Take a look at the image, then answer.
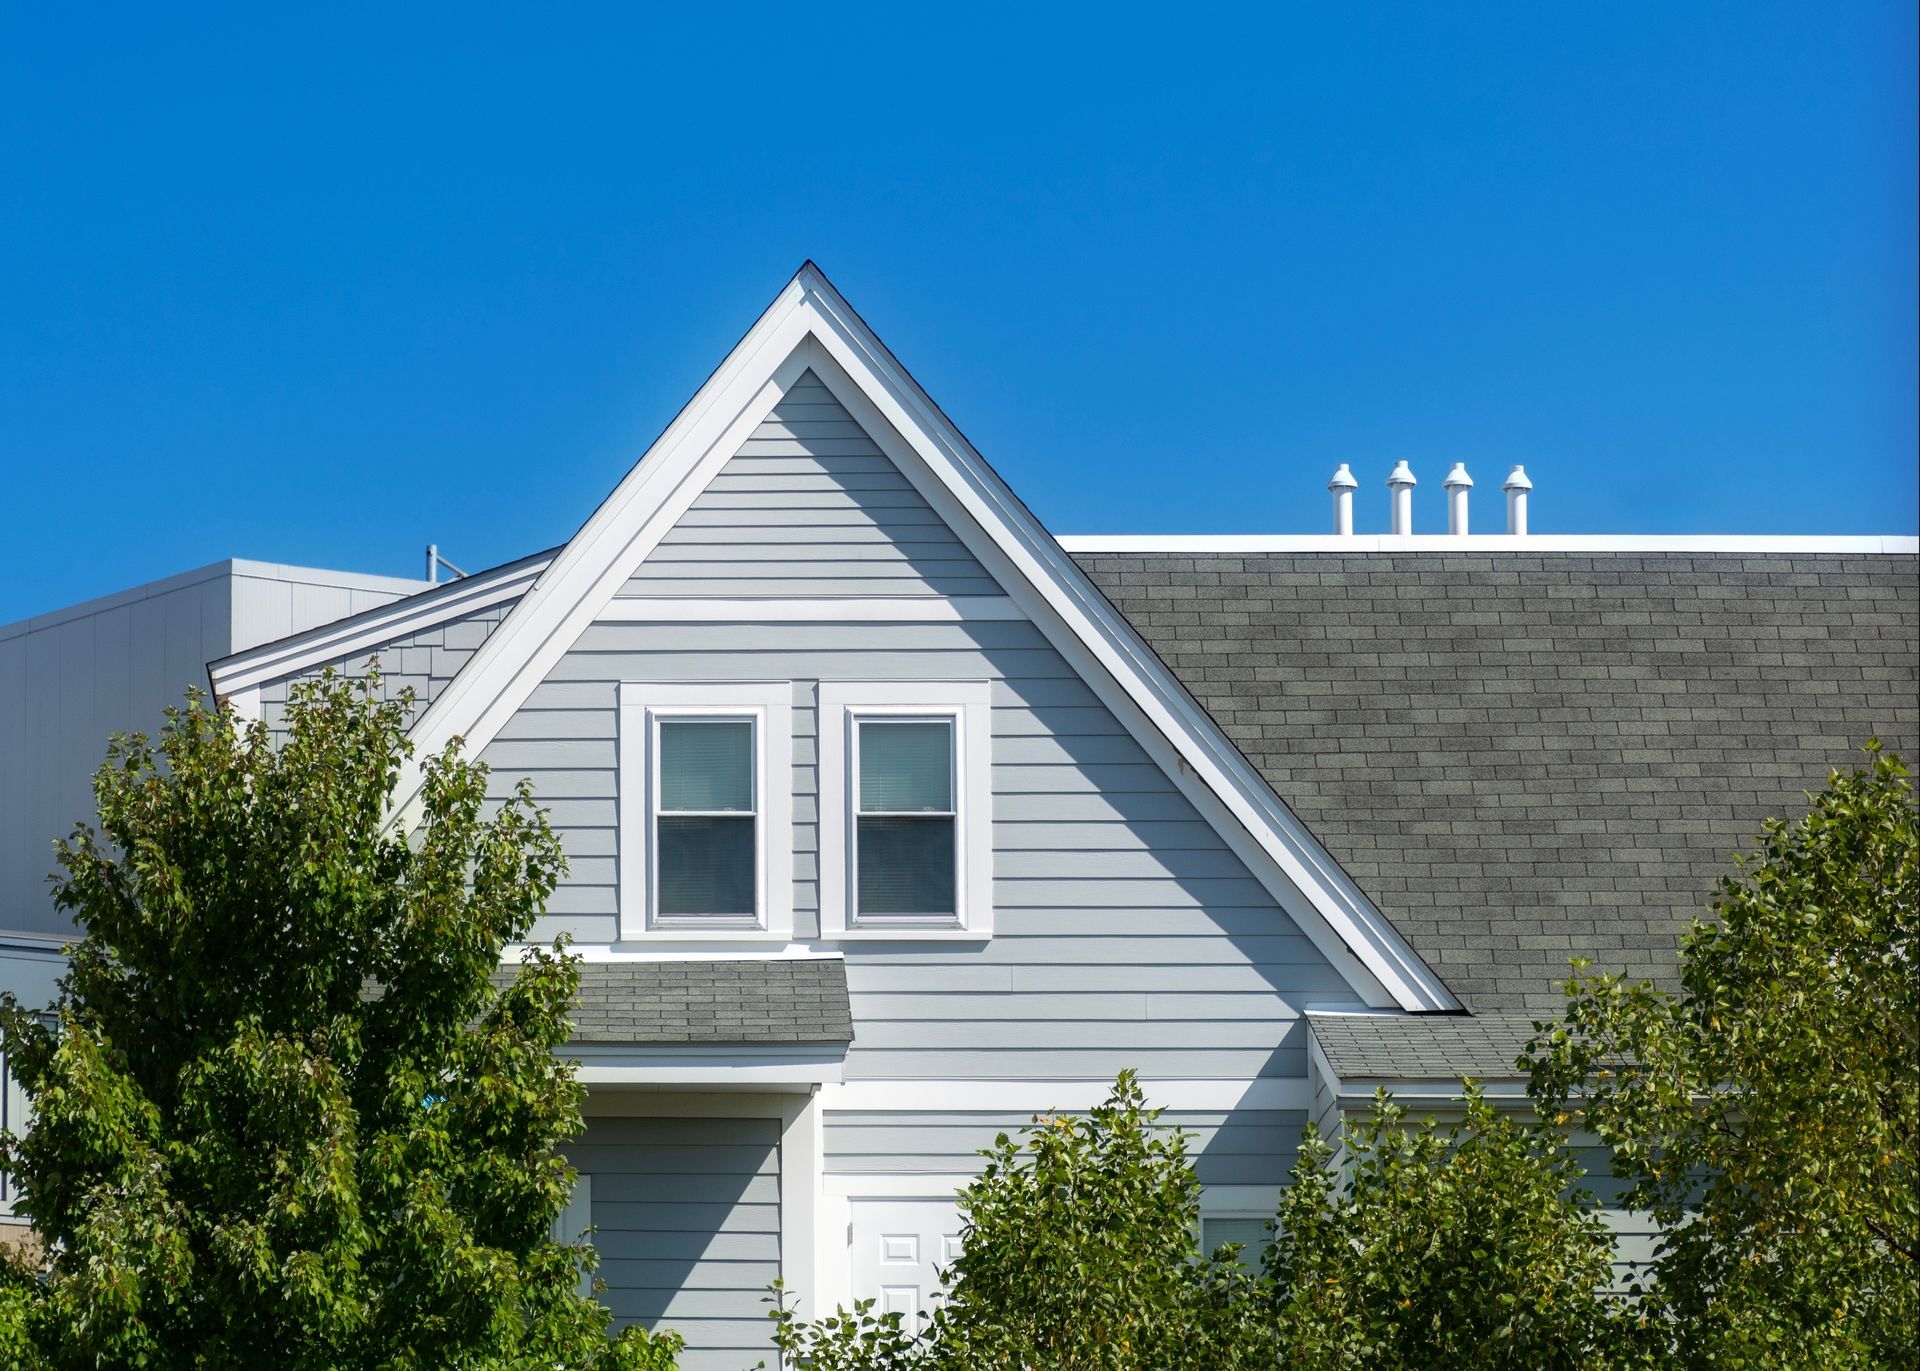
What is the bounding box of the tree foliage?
[933,1069,1263,1369]
[0,673,678,1369]
[1527,744,1919,1367]
[775,750,1918,1368]
[1266,1084,1640,1369]
[771,1071,1265,1370]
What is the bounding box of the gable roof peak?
[379,265,1459,1013]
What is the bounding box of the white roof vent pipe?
[1502,465,1533,535]
[1443,463,1473,535]
[1328,464,1359,535]
[1386,461,1417,535]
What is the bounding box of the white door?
[848,1196,963,1326]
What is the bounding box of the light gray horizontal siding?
[485,619,1344,1079]
[619,369,1001,598]
[565,1115,780,1371]
[1570,1144,1662,1293]
[470,371,1347,1081]
[824,1109,1306,1188]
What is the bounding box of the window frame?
[1198,1211,1275,1273]
[818,680,993,942]
[851,714,959,923]
[618,681,794,943]
[652,713,761,923]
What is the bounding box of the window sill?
[824,925,992,943]
[621,925,795,944]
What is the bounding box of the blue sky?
[3,4,1914,622]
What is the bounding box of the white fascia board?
[383,278,819,828]
[568,1045,845,1087]
[819,1078,1310,1113]
[1331,1078,1532,1103]
[380,264,1454,1011]
[1058,534,1920,554]
[208,554,552,695]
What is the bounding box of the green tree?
[770,1071,1264,1370]
[1267,1083,1636,1370]
[1527,745,1919,1367]
[0,673,678,1370]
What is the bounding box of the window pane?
[657,815,755,915]
[859,720,953,813]
[660,720,753,812]
[857,816,955,915]
[1202,1218,1272,1274]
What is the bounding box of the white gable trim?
[788,311,1452,1011]
[388,264,1457,1012]
[387,286,817,825]
[207,553,553,697]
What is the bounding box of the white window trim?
[618,681,794,943]
[552,1173,593,1298]
[1198,1207,1278,1271]
[818,680,993,942]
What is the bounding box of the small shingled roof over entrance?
[496,958,854,1047]
[1310,1011,1541,1082]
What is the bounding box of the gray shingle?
[495,958,853,1046]
[1310,1012,1542,1080]
[1076,550,1920,1017]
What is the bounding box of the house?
[3,264,1916,1368]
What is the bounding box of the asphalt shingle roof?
[497,958,854,1047]
[1076,550,1920,1016]
[1310,1011,1541,1081]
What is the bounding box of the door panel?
[848,1196,963,1327]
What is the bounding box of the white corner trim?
[1056,534,1920,554]
[818,1078,1311,1113]
[780,1088,825,1320]
[373,263,1455,1012]
[817,680,994,942]
[552,1174,593,1298]
[616,681,795,943]
[208,554,551,695]
[598,596,1023,622]
[226,684,264,725]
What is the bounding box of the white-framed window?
[818,680,993,940]
[1200,1213,1274,1274]
[552,1173,594,1298]
[617,681,793,942]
